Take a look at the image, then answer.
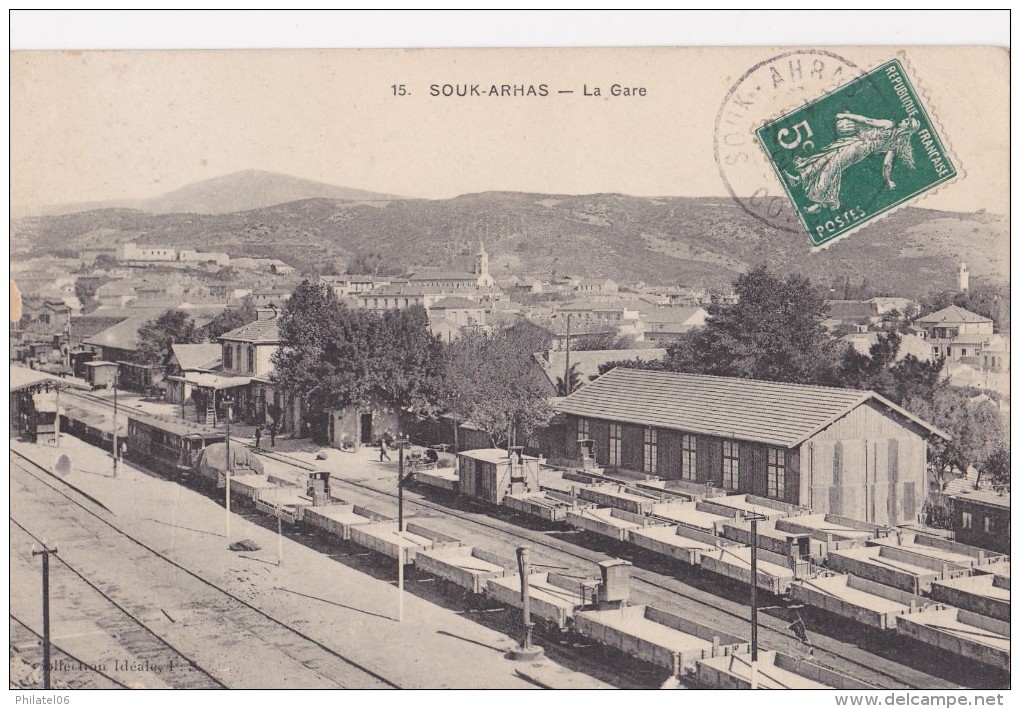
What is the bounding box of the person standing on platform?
[254,425,262,451]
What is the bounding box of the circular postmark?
[714,50,863,234]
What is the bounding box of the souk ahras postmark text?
[756,59,957,247]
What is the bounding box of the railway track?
[9,614,129,690]
[26,399,973,689]
[252,446,961,690]
[10,450,401,690]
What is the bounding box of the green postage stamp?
[757,59,957,248]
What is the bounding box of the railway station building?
[553,368,949,526]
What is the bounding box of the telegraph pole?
[564,313,572,395]
[223,396,234,541]
[395,437,410,622]
[32,545,58,689]
[112,380,119,476]
[397,438,409,532]
[53,385,61,448]
[747,512,767,688]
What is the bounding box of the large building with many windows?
[553,368,948,526]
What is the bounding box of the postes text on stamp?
[756,59,957,248]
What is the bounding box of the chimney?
[256,305,278,321]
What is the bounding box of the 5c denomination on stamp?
[756,58,958,248]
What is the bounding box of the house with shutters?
[553,368,949,526]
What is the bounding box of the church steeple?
[474,241,494,287]
[476,241,489,277]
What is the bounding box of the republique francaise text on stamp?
[756,59,958,248]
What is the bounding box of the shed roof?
[10,365,91,392]
[952,488,1010,509]
[457,448,540,464]
[915,305,992,325]
[553,368,948,448]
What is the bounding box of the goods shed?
[554,369,948,526]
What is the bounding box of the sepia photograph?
[7,11,1011,700]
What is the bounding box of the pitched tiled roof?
[826,300,879,319]
[82,313,154,352]
[171,343,223,371]
[641,306,707,324]
[915,305,992,325]
[553,368,948,448]
[219,318,280,344]
[430,296,484,310]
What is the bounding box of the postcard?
[9,44,1010,696]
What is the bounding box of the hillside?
[11,192,1008,298]
[20,170,404,216]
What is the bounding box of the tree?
[441,325,553,449]
[906,388,1006,492]
[837,332,901,393]
[377,305,446,418]
[596,357,667,377]
[272,282,446,439]
[556,363,583,396]
[136,309,201,366]
[74,277,102,313]
[981,446,1010,491]
[203,296,257,339]
[661,266,841,385]
[573,331,638,351]
[469,325,554,448]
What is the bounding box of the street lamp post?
[32,544,59,690]
[223,396,234,542]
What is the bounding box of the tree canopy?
[647,266,840,385]
[136,309,201,366]
[202,296,257,340]
[271,281,445,432]
[441,325,553,449]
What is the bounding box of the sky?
[9,16,1011,217]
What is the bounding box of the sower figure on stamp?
[786,113,920,213]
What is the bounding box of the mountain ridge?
[17,169,407,217]
[11,189,1008,300]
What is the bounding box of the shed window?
[767,447,786,499]
[681,434,697,481]
[984,516,993,534]
[643,428,657,474]
[578,417,590,439]
[962,511,973,529]
[608,423,622,467]
[722,441,739,490]
[223,343,233,369]
[247,346,255,373]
